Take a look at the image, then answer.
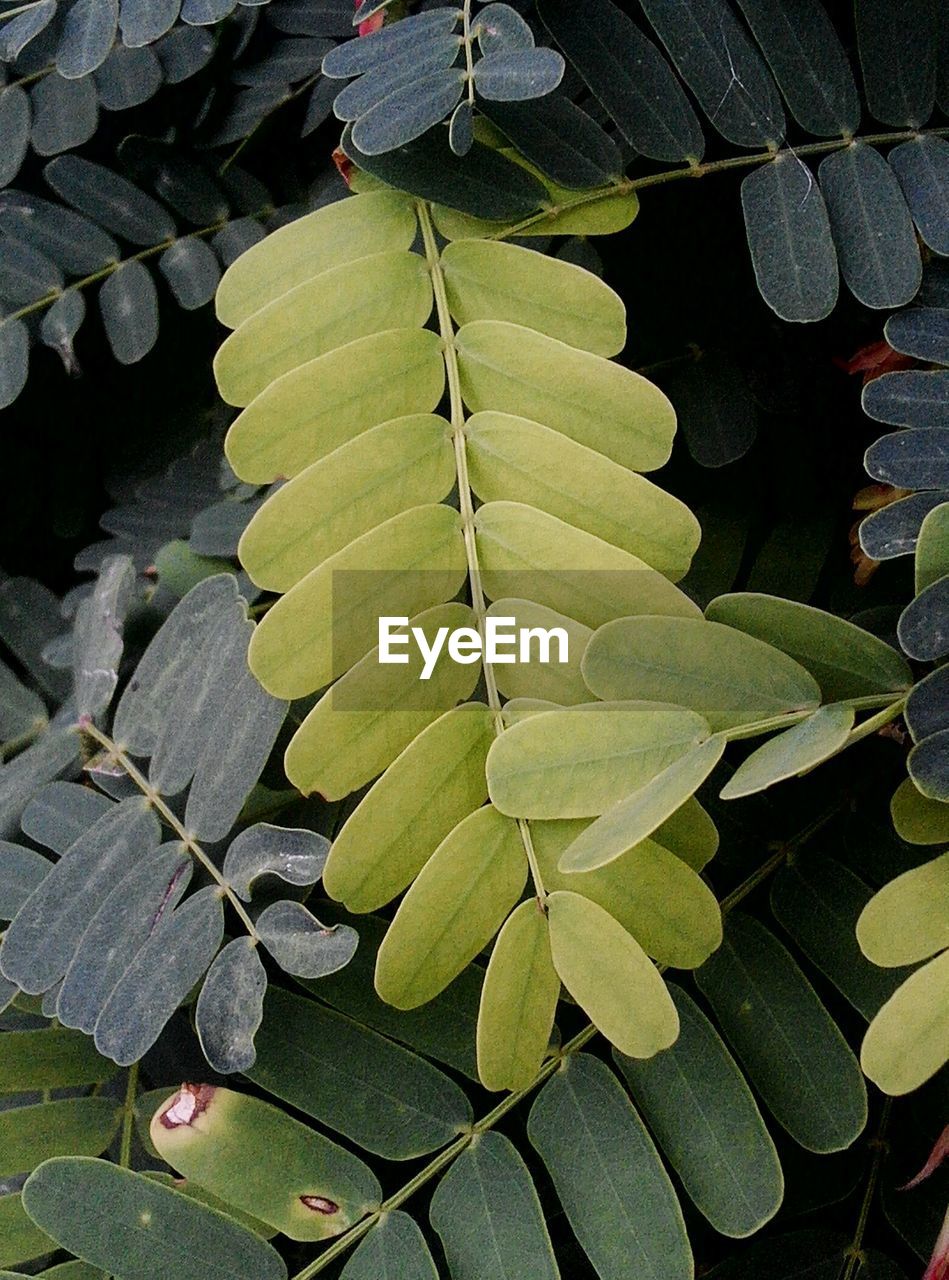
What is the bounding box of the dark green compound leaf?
[0,1096,122,1178]
[255,900,357,979]
[21,781,112,854]
[350,69,465,155]
[340,1211,438,1280]
[430,1131,560,1280]
[180,0,239,26]
[919,262,949,310]
[159,237,222,310]
[44,155,176,245]
[695,913,867,1153]
[908,728,949,800]
[0,841,51,919]
[22,1159,287,1280]
[195,937,267,1074]
[99,261,160,366]
[0,577,70,699]
[855,0,937,128]
[770,852,912,1020]
[0,319,29,411]
[863,369,949,429]
[861,491,949,560]
[660,351,757,468]
[886,308,949,366]
[342,126,547,220]
[56,845,192,1034]
[94,885,224,1065]
[639,0,785,148]
[0,797,161,995]
[29,75,98,157]
[742,155,838,323]
[224,824,329,901]
[529,1053,692,1279]
[866,427,949,489]
[481,95,622,190]
[94,45,164,111]
[472,47,564,101]
[56,0,119,78]
[899,576,949,661]
[733,0,859,136]
[0,86,30,189]
[0,191,119,275]
[0,729,80,840]
[889,135,949,257]
[537,0,703,162]
[819,144,921,310]
[907,666,949,741]
[615,983,782,1238]
[119,0,182,47]
[323,8,462,77]
[0,1027,118,1092]
[40,289,86,374]
[246,985,473,1159]
[332,41,469,121]
[704,1229,848,1279]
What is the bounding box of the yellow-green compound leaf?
[285,602,481,799]
[486,598,591,705]
[547,890,679,1058]
[225,327,445,484]
[477,898,560,1092]
[705,593,913,702]
[857,852,949,967]
[528,1054,692,1280]
[325,701,494,913]
[0,1097,122,1178]
[557,734,726,870]
[466,413,700,578]
[442,239,626,356]
[861,948,949,1095]
[696,913,867,1153]
[654,797,719,872]
[375,804,527,1009]
[249,504,466,699]
[151,1087,380,1242]
[615,984,783,1240]
[476,501,701,628]
[216,251,434,407]
[916,501,949,593]
[488,701,710,819]
[719,703,855,800]
[582,616,821,732]
[430,1131,560,1280]
[239,415,454,592]
[216,189,417,327]
[340,1212,438,1280]
[22,1159,286,1280]
[533,820,722,969]
[0,1027,118,1092]
[890,776,949,845]
[0,1192,55,1269]
[456,320,675,471]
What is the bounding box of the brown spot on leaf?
[300,1195,339,1215]
[158,1083,216,1129]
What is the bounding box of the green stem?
[81,722,260,942]
[842,1100,892,1280]
[119,1062,139,1169]
[723,693,904,743]
[415,199,546,904]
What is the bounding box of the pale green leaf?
[890,776,949,845]
[476,898,560,1091]
[225,327,445,484]
[654,797,719,872]
[442,238,625,355]
[558,735,726,871]
[861,948,949,1095]
[485,598,591,705]
[466,412,700,578]
[375,804,526,1008]
[857,852,949,967]
[239,415,454,592]
[486,701,710,819]
[456,319,675,471]
[719,703,855,799]
[547,889,679,1058]
[151,1087,380,1242]
[285,602,482,799]
[216,250,433,406]
[916,501,949,593]
[216,190,417,327]
[582,616,821,731]
[248,503,466,698]
[324,701,494,912]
